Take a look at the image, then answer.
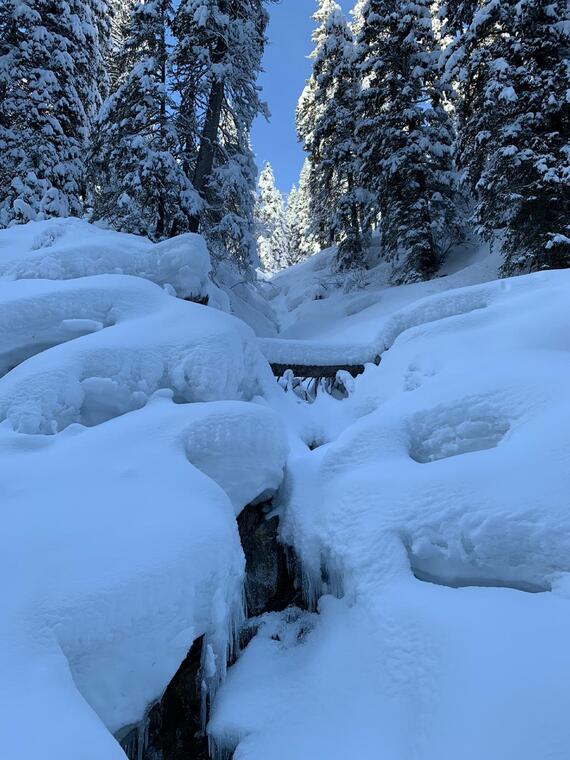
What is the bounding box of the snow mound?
[0,222,288,760]
[0,275,277,434]
[0,218,211,301]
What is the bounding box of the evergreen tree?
[286,159,318,264]
[442,0,570,274]
[298,0,365,269]
[173,0,272,267]
[0,0,109,225]
[354,0,462,282]
[254,162,290,272]
[107,0,137,86]
[206,112,259,270]
[90,0,200,240]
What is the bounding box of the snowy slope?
[0,221,288,760]
[211,261,570,759]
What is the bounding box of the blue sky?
[252,0,353,195]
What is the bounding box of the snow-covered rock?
[0,221,289,760]
[0,218,211,301]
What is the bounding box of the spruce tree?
[355,0,462,282]
[298,0,365,269]
[90,0,199,240]
[254,162,290,272]
[0,0,109,225]
[173,0,271,266]
[206,112,259,269]
[442,0,570,274]
[286,159,319,264]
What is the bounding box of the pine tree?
[298,0,365,269]
[172,0,271,267]
[436,0,478,36]
[90,0,200,240]
[442,0,570,274]
[206,113,259,270]
[107,0,136,86]
[254,162,290,272]
[286,159,318,264]
[354,0,462,282]
[0,0,109,225]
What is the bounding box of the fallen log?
[270,355,381,379]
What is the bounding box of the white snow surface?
[3,221,570,760]
[0,217,212,300]
[0,222,288,760]
[211,250,570,759]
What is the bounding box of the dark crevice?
[237,500,303,618]
[117,498,303,760]
[119,636,209,760]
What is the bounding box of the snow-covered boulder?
[0,221,288,760]
[0,218,211,301]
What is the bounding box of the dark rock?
[237,501,300,617]
[118,500,301,760]
[119,636,209,760]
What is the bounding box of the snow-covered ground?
[2,220,570,760]
[0,220,287,760]
[212,245,570,759]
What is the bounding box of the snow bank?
[0,274,278,434]
[259,238,499,367]
[0,221,288,760]
[0,218,211,301]
[211,268,570,760]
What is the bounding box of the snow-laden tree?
[442,0,570,274]
[0,0,109,225]
[90,0,200,240]
[206,113,259,270]
[172,0,271,268]
[107,0,137,86]
[254,162,290,272]
[286,159,321,264]
[435,0,479,36]
[354,0,463,282]
[298,0,365,270]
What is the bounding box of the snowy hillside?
[2,219,570,760]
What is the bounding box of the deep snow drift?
[2,220,570,760]
[211,251,570,760]
[0,220,288,760]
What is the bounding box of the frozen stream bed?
[1,221,570,760]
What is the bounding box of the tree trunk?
[156,17,167,239]
[188,77,225,233]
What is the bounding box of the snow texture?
[0,218,212,300]
[211,246,570,760]
[0,221,287,760]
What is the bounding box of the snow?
[3,219,570,760]
[211,249,570,759]
[0,221,288,760]
[259,237,500,367]
[0,217,212,301]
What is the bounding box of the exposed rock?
[238,501,300,617]
[119,637,208,760]
[118,500,300,759]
